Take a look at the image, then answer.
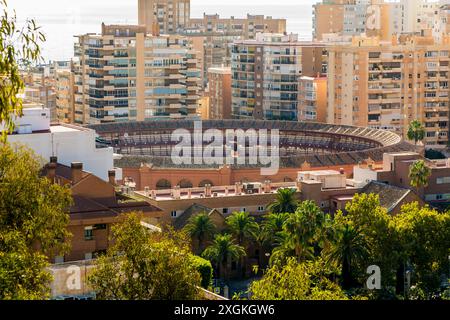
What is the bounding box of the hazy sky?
[10,0,318,61]
[13,0,317,18]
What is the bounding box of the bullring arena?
[87,120,418,190]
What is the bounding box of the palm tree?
[261,212,289,245]
[267,188,298,214]
[184,213,216,254]
[409,160,431,189]
[202,234,246,280]
[325,224,369,290]
[226,211,259,246]
[226,211,259,277]
[271,201,326,264]
[407,120,425,145]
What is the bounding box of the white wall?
[8,127,114,181]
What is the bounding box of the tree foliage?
[250,258,348,300]
[0,145,72,300]
[226,211,259,246]
[409,160,431,189]
[267,188,298,214]
[88,213,202,300]
[0,0,45,140]
[202,234,246,280]
[407,120,425,145]
[184,213,216,254]
[270,201,330,265]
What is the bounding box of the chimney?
[71,162,83,184]
[108,170,116,185]
[47,162,57,183]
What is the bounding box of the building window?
[223,208,229,214]
[171,211,178,218]
[84,227,94,241]
[241,208,247,213]
[258,206,265,212]
[437,177,450,184]
[94,224,107,230]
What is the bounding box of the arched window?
[156,179,172,190]
[178,179,193,188]
[198,180,214,187]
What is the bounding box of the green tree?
[189,255,213,289]
[184,213,216,254]
[226,211,259,277]
[250,257,348,300]
[88,213,202,300]
[407,120,425,145]
[202,234,246,280]
[0,231,52,300]
[0,145,72,299]
[343,193,401,290]
[271,201,328,265]
[393,203,450,297]
[0,0,45,140]
[324,224,369,290]
[226,211,259,246]
[409,160,431,189]
[267,188,298,214]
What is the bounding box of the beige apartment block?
[183,14,286,89]
[55,68,75,124]
[313,0,390,41]
[138,0,190,34]
[231,33,327,121]
[327,35,450,149]
[207,67,232,120]
[298,76,328,123]
[74,24,202,124]
[197,95,210,120]
[189,13,286,40]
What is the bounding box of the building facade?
[56,67,75,124]
[138,0,190,34]
[313,0,390,41]
[298,76,328,122]
[207,67,232,119]
[74,24,202,124]
[4,106,116,182]
[189,13,286,40]
[327,35,450,148]
[231,33,327,120]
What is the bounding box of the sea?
[16,3,313,63]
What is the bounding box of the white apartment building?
[3,105,116,181]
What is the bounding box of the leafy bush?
[190,255,213,289]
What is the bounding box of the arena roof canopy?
[87,120,416,169]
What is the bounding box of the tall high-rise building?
[231,33,327,121]
[298,76,328,123]
[189,14,287,40]
[327,35,450,148]
[388,0,439,35]
[56,66,75,124]
[313,0,390,41]
[74,24,201,124]
[138,0,190,34]
[184,14,287,88]
[207,67,232,119]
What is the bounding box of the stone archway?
[178,179,194,188]
[156,179,172,190]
